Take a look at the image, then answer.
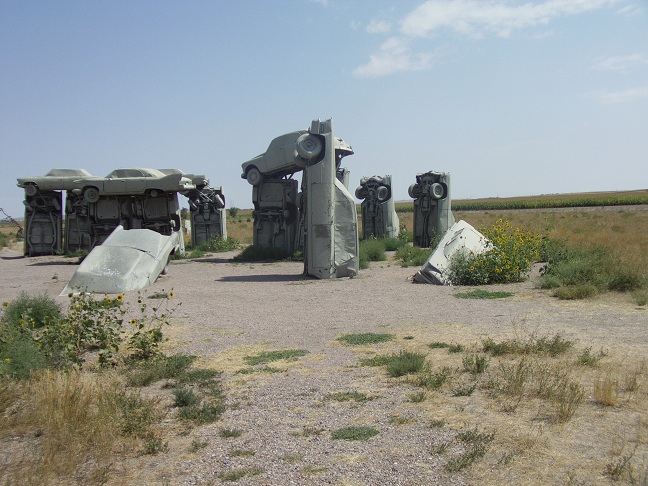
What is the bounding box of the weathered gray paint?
[23,190,62,256]
[409,171,455,248]
[61,225,181,294]
[250,179,299,256]
[414,220,491,285]
[303,119,359,278]
[356,175,400,239]
[187,186,227,245]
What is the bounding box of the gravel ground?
[1,246,647,485]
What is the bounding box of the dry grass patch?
[0,370,164,484]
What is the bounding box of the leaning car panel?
[61,225,180,294]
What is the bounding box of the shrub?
[190,237,240,254]
[233,245,291,262]
[1,290,177,372]
[3,292,62,329]
[359,238,386,263]
[462,354,490,374]
[386,350,426,377]
[539,241,645,298]
[395,245,431,267]
[446,219,540,285]
[228,207,239,218]
[383,237,407,251]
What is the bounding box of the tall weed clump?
[539,240,646,299]
[446,219,540,285]
[1,290,178,375]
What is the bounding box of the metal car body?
[409,171,455,248]
[302,119,359,279]
[17,168,94,197]
[187,185,228,245]
[355,175,400,239]
[241,119,358,278]
[413,220,491,285]
[61,224,181,294]
[241,131,354,186]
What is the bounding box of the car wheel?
[408,183,421,199]
[296,134,323,161]
[149,189,160,198]
[377,186,389,202]
[355,186,367,199]
[84,187,100,203]
[24,183,38,197]
[246,166,264,186]
[430,183,445,199]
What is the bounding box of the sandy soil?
[1,246,647,485]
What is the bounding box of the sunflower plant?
[446,219,540,286]
[127,289,178,361]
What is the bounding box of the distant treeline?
[394,190,648,213]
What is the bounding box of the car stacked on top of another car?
[241,130,353,185]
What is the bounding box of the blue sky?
[1,0,646,218]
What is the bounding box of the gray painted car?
[61,224,181,294]
[73,168,195,203]
[241,131,353,185]
[17,168,94,197]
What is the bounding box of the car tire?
[84,187,100,203]
[355,186,367,199]
[377,186,389,202]
[24,183,38,197]
[408,183,421,199]
[430,183,445,199]
[296,134,323,161]
[246,166,264,186]
[149,189,160,198]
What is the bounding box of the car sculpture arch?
[241,119,359,278]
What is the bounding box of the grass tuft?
[331,426,379,441]
[337,333,394,345]
[243,349,308,365]
[454,290,514,299]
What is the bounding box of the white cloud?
[354,0,619,77]
[616,4,643,16]
[353,37,433,77]
[366,19,392,34]
[593,53,648,72]
[587,85,648,104]
[400,0,619,38]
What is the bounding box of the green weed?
[326,391,373,402]
[454,290,514,299]
[331,426,379,441]
[337,333,394,345]
[386,350,426,377]
[243,349,308,365]
[462,354,490,375]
